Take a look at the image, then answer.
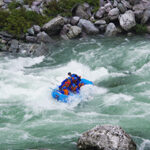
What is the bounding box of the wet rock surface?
[77,125,136,150]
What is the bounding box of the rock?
[67,26,82,39]
[146,25,150,34]
[105,23,118,36]
[27,27,35,36]
[127,32,134,36]
[42,16,65,36]
[31,5,40,13]
[26,36,37,43]
[99,0,104,7]
[118,3,127,13]
[37,32,53,43]
[77,125,136,150]
[78,19,99,35]
[60,24,81,39]
[113,0,118,7]
[8,40,19,53]
[95,20,106,26]
[104,3,113,13]
[71,16,80,25]
[134,10,143,20]
[129,0,141,5]
[0,0,5,6]
[19,42,49,56]
[141,10,150,24]
[72,4,91,19]
[95,7,105,19]
[3,0,12,4]
[108,8,120,20]
[33,25,41,34]
[121,0,132,9]
[119,10,136,31]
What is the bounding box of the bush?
[44,0,99,17]
[134,24,147,34]
[8,1,22,10]
[0,8,48,37]
[24,0,35,6]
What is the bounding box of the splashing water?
[0,36,150,150]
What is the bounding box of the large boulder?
[26,36,37,43]
[95,7,105,19]
[121,0,132,9]
[108,8,120,20]
[0,0,5,6]
[60,24,81,39]
[72,3,91,19]
[141,10,150,24]
[70,16,80,25]
[119,10,136,31]
[95,20,107,32]
[105,23,118,36]
[104,3,113,13]
[118,3,127,13]
[37,31,53,43]
[77,125,136,150]
[78,19,99,35]
[42,16,64,36]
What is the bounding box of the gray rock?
[95,20,106,26]
[67,26,82,39]
[78,19,99,35]
[77,125,136,150]
[121,0,132,9]
[141,10,150,24]
[71,16,80,25]
[27,27,35,36]
[129,0,141,5]
[3,0,12,4]
[105,23,118,36]
[72,4,91,20]
[60,24,81,39]
[104,3,113,13]
[118,3,127,13]
[119,10,136,31]
[32,0,42,6]
[26,36,37,43]
[19,42,49,56]
[134,10,143,20]
[31,5,40,13]
[42,16,64,36]
[108,8,120,20]
[9,40,19,53]
[113,0,118,7]
[33,25,41,33]
[99,0,104,7]
[95,7,105,19]
[0,0,5,6]
[37,32,53,43]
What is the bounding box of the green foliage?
[44,0,99,17]
[0,7,48,37]
[24,0,35,6]
[0,10,9,29]
[134,24,147,34]
[8,1,22,10]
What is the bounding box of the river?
[0,35,150,150]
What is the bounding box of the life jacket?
[60,87,69,95]
[59,78,72,89]
[70,83,79,93]
[71,74,81,85]
[78,82,84,89]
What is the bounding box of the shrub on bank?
[134,24,147,34]
[0,8,48,37]
[44,0,99,17]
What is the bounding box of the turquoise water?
[0,36,150,150]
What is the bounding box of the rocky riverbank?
[0,0,150,56]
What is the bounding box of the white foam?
[103,93,133,106]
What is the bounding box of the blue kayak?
[51,78,93,103]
